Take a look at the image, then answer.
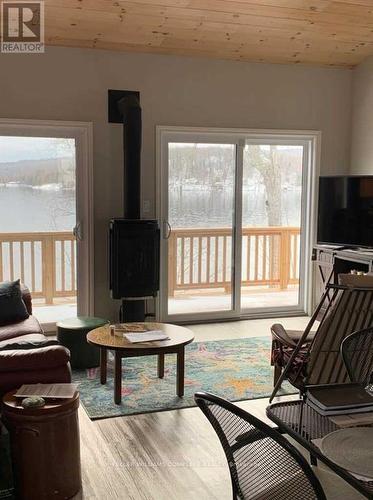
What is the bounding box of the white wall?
[351,56,373,173]
[0,47,352,320]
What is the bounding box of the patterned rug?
[72,337,293,420]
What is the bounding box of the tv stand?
[333,245,359,251]
[354,247,373,253]
[312,244,373,306]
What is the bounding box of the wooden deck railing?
[168,226,300,296]
[0,231,76,304]
[0,227,300,304]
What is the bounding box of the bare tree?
[245,145,282,226]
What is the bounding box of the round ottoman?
[2,390,81,500]
[57,316,109,369]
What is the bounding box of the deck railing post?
[42,235,55,304]
[279,228,291,290]
[168,232,177,297]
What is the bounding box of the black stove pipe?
[117,94,142,220]
[117,94,145,322]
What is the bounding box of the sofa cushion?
[0,334,59,350]
[0,315,43,342]
[0,279,29,325]
[0,345,71,372]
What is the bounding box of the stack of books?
[306,383,373,416]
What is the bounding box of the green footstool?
[57,317,109,369]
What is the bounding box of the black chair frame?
[195,391,326,500]
[341,327,373,385]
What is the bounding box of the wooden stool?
[1,391,81,500]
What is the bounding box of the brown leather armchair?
[0,287,71,396]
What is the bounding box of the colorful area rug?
[72,337,293,420]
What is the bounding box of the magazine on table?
[113,323,147,332]
[124,331,170,343]
[15,383,78,399]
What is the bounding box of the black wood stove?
[108,90,160,322]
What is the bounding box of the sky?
[0,136,75,163]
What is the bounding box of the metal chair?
[341,327,373,385]
[270,280,373,402]
[194,392,326,500]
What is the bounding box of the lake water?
[169,185,302,228]
[0,184,301,233]
[0,185,76,232]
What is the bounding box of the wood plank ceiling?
[45,0,373,67]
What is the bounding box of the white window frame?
[0,118,94,330]
[156,126,321,323]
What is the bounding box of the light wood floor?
[74,318,364,500]
[188,316,311,342]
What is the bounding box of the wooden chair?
[270,276,373,402]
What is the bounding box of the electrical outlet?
[143,199,151,215]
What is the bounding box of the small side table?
[87,323,194,405]
[57,316,109,369]
[2,391,81,500]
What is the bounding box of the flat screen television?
[317,176,373,248]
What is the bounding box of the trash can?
[1,391,81,500]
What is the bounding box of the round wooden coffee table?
[87,323,194,404]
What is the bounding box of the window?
[157,127,319,322]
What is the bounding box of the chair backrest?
[307,285,373,386]
[194,392,326,500]
[341,327,373,385]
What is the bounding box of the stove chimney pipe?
[117,94,142,219]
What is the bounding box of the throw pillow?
[0,279,30,325]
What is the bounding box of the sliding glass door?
[158,128,318,322]
[161,137,237,319]
[0,120,94,331]
[240,142,304,312]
